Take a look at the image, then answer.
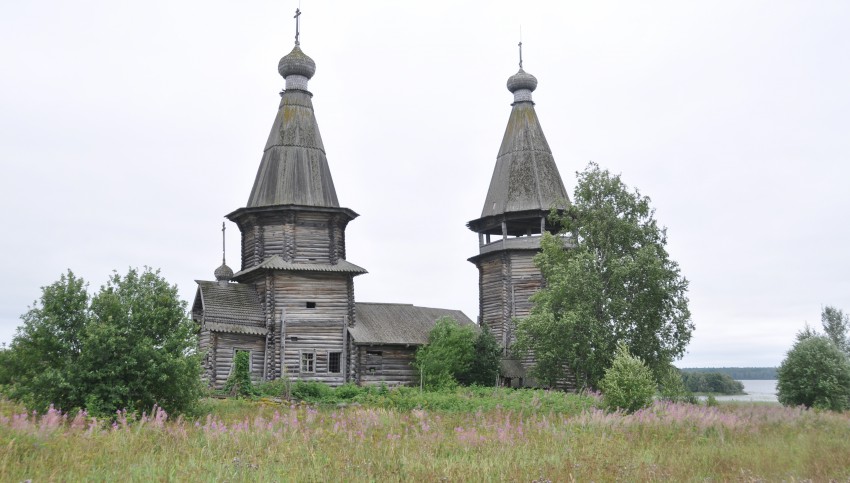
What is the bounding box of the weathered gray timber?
[192,34,364,389]
[228,206,358,271]
[247,45,339,209]
[467,62,575,390]
[193,15,476,390]
[349,303,475,387]
[212,333,266,387]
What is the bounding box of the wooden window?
[328,352,341,373]
[300,351,315,373]
[306,302,317,309]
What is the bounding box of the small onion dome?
[278,45,316,79]
[214,262,234,282]
[506,68,538,93]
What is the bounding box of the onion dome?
[278,45,316,92]
[278,45,316,79]
[507,69,537,103]
[214,262,233,282]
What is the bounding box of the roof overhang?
[467,208,565,236]
[232,255,367,281]
[226,204,359,225]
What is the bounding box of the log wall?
[211,333,266,388]
[199,328,212,383]
[235,210,350,270]
[275,271,352,386]
[354,345,418,387]
[478,253,509,350]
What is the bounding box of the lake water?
[714,379,778,403]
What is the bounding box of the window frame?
[328,351,342,374]
[300,350,316,373]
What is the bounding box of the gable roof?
[349,303,475,345]
[194,281,265,329]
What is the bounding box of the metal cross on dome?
[294,8,301,45]
[518,41,523,70]
[221,222,227,265]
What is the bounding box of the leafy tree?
[464,325,501,386]
[658,366,691,403]
[514,162,692,389]
[4,271,89,410]
[414,317,475,390]
[3,268,203,415]
[599,343,656,412]
[777,335,850,411]
[821,306,849,355]
[680,371,744,394]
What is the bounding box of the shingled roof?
[349,303,475,345]
[232,255,367,280]
[193,281,265,330]
[246,44,340,209]
[476,67,569,223]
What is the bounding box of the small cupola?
[214,222,233,285]
[277,8,316,92]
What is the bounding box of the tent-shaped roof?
[472,66,570,232]
[349,303,475,345]
[246,44,340,209]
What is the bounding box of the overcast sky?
[2,1,849,368]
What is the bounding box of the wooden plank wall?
[263,223,285,259]
[237,211,352,270]
[212,333,266,388]
[282,320,346,385]
[355,345,418,387]
[274,272,350,319]
[293,213,330,263]
[275,272,350,386]
[477,253,509,351]
[199,328,213,383]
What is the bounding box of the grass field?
[1,391,849,481]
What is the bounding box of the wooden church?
[192,14,570,389]
[191,16,473,388]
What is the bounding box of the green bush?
[334,382,364,400]
[3,269,202,415]
[255,379,290,399]
[291,381,333,401]
[465,325,501,386]
[414,317,475,390]
[599,343,656,413]
[777,335,850,411]
[658,366,691,403]
[223,351,257,398]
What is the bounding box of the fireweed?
[1,398,849,481]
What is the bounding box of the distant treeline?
[678,367,777,380]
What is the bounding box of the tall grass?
[1,395,849,481]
